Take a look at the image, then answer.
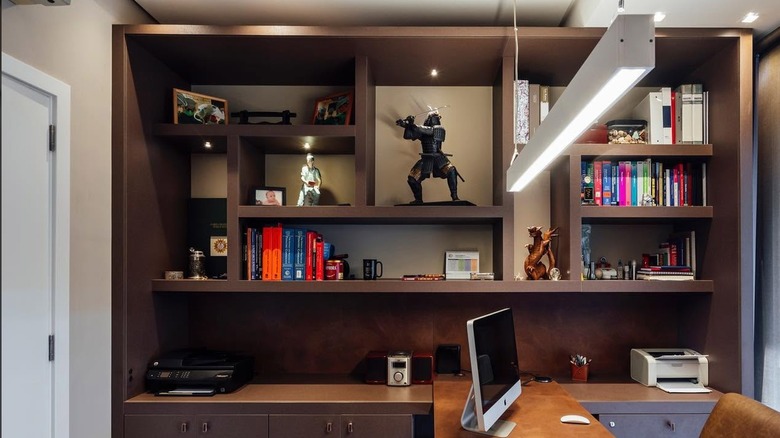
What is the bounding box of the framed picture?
[312,91,353,125]
[174,88,228,125]
[251,187,286,206]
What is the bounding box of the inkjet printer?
[146,349,254,396]
[630,348,710,393]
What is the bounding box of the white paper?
[656,381,712,393]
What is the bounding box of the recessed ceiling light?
[204,141,212,149]
[430,69,438,77]
[303,142,311,150]
[654,12,666,23]
[742,12,759,23]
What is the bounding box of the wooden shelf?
[571,144,713,158]
[580,205,713,222]
[153,123,356,154]
[151,279,713,294]
[237,205,508,224]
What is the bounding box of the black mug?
[363,259,383,280]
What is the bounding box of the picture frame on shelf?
[173,88,228,125]
[251,187,286,206]
[312,91,353,125]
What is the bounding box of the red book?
[272,225,282,280]
[594,160,602,206]
[262,226,273,280]
[305,230,316,280]
[314,234,325,281]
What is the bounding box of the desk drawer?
[600,413,708,438]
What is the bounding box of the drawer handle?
[326,422,333,433]
[180,422,188,433]
[668,420,676,432]
[202,422,209,433]
[347,421,354,434]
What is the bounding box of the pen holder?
[571,364,589,382]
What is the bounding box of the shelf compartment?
[237,205,509,224]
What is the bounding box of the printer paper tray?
[656,380,712,394]
[156,388,216,396]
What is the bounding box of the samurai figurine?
[395,111,463,204]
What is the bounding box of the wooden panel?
[199,414,268,438]
[125,415,195,438]
[341,415,413,438]
[269,415,338,438]
[599,413,708,438]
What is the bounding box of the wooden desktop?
[434,375,612,437]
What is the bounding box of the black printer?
[146,349,254,396]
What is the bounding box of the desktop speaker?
[364,350,387,384]
[435,344,461,374]
[412,352,434,384]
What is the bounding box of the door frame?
[2,52,71,437]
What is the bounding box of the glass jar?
[188,247,207,279]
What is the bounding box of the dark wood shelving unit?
[113,23,753,438]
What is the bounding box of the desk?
[434,376,612,437]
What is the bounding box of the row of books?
[581,159,707,207]
[244,225,332,281]
[637,230,697,281]
[514,80,549,144]
[632,84,709,145]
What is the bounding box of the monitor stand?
[460,385,517,437]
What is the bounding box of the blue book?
[631,161,638,206]
[293,228,306,281]
[281,227,295,281]
[602,161,612,206]
[611,162,619,205]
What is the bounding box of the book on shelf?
[514,79,530,144]
[293,228,306,281]
[540,85,550,122]
[632,91,664,144]
[637,265,694,281]
[529,83,541,139]
[661,87,673,144]
[281,227,294,281]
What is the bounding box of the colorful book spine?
[281,227,294,281]
[630,161,638,206]
[594,160,602,206]
[293,228,306,281]
[602,161,612,206]
[314,234,325,281]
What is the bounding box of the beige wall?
[1,1,152,437]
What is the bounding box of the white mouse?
[560,414,591,425]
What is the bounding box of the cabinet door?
[269,414,340,438]
[198,414,268,438]
[125,415,196,438]
[600,413,709,438]
[341,415,413,438]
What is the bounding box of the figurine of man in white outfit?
[297,153,322,206]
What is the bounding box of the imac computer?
[461,308,522,437]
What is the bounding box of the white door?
[2,53,70,438]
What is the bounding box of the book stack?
[515,80,550,144]
[633,85,708,145]
[580,159,707,206]
[244,224,332,281]
[636,266,694,281]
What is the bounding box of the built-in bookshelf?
[113,24,753,438]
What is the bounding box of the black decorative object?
[231,110,296,125]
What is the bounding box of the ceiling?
[133,0,779,39]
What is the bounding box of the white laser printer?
[630,348,711,393]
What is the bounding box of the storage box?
[607,119,647,144]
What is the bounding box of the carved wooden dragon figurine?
[524,226,559,280]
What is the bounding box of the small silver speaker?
[387,351,411,386]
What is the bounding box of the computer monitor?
[461,308,522,437]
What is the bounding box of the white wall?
[1,1,152,437]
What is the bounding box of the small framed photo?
[174,88,228,125]
[251,187,286,206]
[312,91,353,125]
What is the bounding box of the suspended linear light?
[506,14,655,192]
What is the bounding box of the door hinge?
[49,125,56,152]
[48,335,55,361]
